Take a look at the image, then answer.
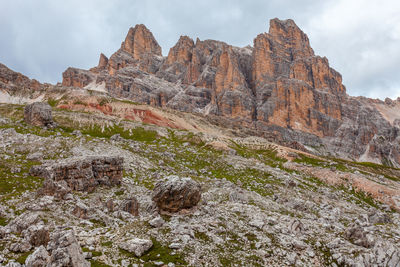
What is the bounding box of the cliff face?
[6,18,398,167]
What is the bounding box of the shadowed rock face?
[2,19,399,167]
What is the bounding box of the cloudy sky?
[1,0,399,99]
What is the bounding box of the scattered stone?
[119,238,153,257]
[368,211,391,224]
[105,199,115,212]
[7,212,41,233]
[25,245,50,267]
[152,176,201,213]
[72,130,82,136]
[27,152,44,161]
[290,219,304,234]
[169,243,182,249]
[149,216,165,228]
[344,224,375,248]
[10,240,32,252]
[72,202,89,219]
[23,224,50,247]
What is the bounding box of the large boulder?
[152,175,201,213]
[24,102,55,127]
[118,238,153,257]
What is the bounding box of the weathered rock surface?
[53,18,400,167]
[25,245,50,267]
[47,228,90,267]
[118,238,153,257]
[121,197,139,216]
[152,176,201,213]
[24,102,55,127]
[30,156,123,196]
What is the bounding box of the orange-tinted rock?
[98,53,108,69]
[121,24,162,60]
[252,18,345,136]
[62,67,94,87]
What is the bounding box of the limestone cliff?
[4,19,400,167]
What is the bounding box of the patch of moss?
[0,217,8,226]
[120,238,187,265]
[16,250,33,264]
[195,231,211,242]
[89,259,112,267]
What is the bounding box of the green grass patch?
[119,238,187,266]
[89,260,112,267]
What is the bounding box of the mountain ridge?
[1,18,400,167]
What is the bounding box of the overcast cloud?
[0,0,399,99]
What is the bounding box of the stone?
[290,219,304,234]
[344,224,375,248]
[30,156,124,197]
[152,175,201,213]
[24,102,55,127]
[7,212,41,233]
[118,238,153,257]
[105,199,115,212]
[47,228,90,267]
[149,216,165,228]
[368,211,391,224]
[10,240,32,252]
[25,245,50,267]
[23,224,50,247]
[72,202,89,219]
[121,197,139,216]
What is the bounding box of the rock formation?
[30,156,124,197]
[152,176,201,213]
[1,18,399,167]
[24,102,55,127]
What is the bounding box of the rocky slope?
[56,18,400,167]
[0,102,399,266]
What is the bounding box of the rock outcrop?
[46,228,90,267]
[30,156,123,197]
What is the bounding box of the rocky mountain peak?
[97,53,108,69]
[49,18,400,167]
[121,24,162,60]
[166,35,194,65]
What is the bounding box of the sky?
[0,0,399,99]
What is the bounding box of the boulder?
[344,224,375,248]
[152,176,201,213]
[47,228,90,267]
[25,245,50,267]
[24,102,55,127]
[23,224,50,247]
[118,238,153,257]
[7,212,41,233]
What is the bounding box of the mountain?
[58,18,400,167]
[0,18,400,267]
[1,19,400,167]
